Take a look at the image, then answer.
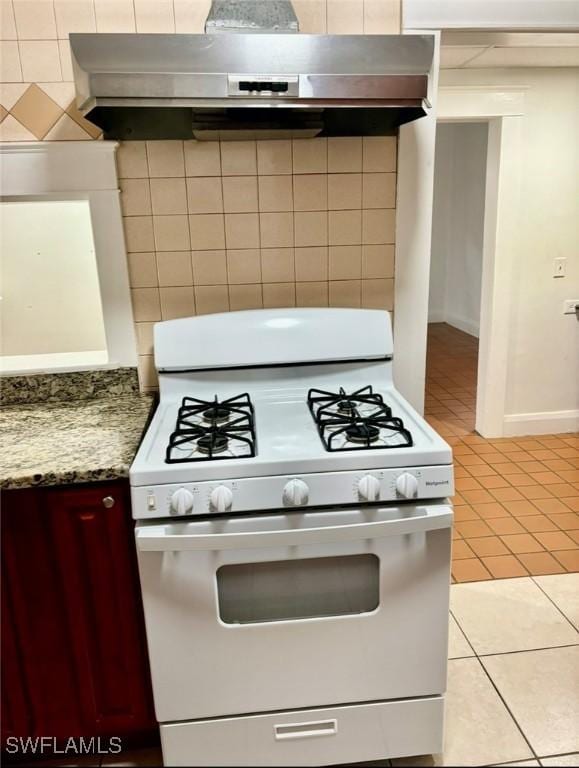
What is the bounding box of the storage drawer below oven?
[160,696,444,767]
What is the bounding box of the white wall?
[439,67,579,431]
[429,122,488,337]
[0,200,107,361]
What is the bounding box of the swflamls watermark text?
[5,736,122,756]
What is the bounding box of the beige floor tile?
[540,755,579,766]
[450,578,579,655]
[448,614,475,659]
[482,647,579,757]
[391,658,533,767]
[533,573,579,629]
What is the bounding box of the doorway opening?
[425,121,489,436]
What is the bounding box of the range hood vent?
[70,33,434,141]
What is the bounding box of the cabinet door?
[1,482,157,744]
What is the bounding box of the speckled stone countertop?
[0,369,155,490]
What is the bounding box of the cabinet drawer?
[161,696,444,767]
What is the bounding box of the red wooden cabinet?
[1,481,157,752]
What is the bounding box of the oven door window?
[217,554,379,624]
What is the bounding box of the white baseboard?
[428,311,446,324]
[503,409,579,436]
[444,312,480,339]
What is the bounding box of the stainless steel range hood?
[70,33,434,141]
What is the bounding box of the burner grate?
[165,393,256,463]
[308,386,413,452]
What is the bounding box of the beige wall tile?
[186,176,223,214]
[0,115,34,141]
[54,0,96,36]
[295,246,328,281]
[362,277,394,309]
[174,0,211,32]
[328,137,362,173]
[10,83,61,140]
[135,321,154,355]
[292,137,327,174]
[37,81,74,109]
[153,214,190,251]
[127,252,157,288]
[261,248,295,283]
[120,178,151,216]
[146,140,184,178]
[327,0,363,33]
[159,286,195,320]
[124,216,154,252]
[362,136,397,172]
[257,139,292,175]
[362,245,394,278]
[189,213,225,250]
[131,287,161,321]
[192,249,227,285]
[263,282,296,308]
[19,41,61,81]
[13,0,56,39]
[134,0,174,33]
[294,211,328,247]
[137,354,157,389]
[44,112,90,140]
[225,212,259,249]
[66,99,102,139]
[329,279,361,307]
[221,140,257,176]
[329,209,362,246]
[194,284,229,314]
[156,250,193,286]
[57,38,72,79]
[362,244,395,278]
[293,174,327,211]
[0,83,27,110]
[296,281,328,307]
[0,41,21,81]
[222,176,258,213]
[117,141,148,179]
[292,0,326,32]
[362,173,396,208]
[328,173,362,210]
[227,248,261,284]
[329,245,362,280]
[94,0,135,32]
[0,104,7,121]
[184,140,221,176]
[364,0,400,33]
[258,175,293,212]
[150,177,187,215]
[229,283,263,311]
[260,211,294,248]
[1,1,17,39]
[362,208,396,244]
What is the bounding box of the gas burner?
[307,386,413,452]
[197,432,229,455]
[345,423,380,445]
[165,393,256,463]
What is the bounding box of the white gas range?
[131,308,454,767]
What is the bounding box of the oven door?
[136,503,452,723]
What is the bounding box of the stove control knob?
[358,474,381,502]
[170,488,194,515]
[283,479,309,507]
[210,485,233,513]
[396,473,419,499]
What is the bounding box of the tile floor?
[35,575,578,767]
[425,324,579,582]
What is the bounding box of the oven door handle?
[136,506,452,552]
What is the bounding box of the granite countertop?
[0,369,155,490]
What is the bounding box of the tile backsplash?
[0,0,401,391]
[119,138,397,388]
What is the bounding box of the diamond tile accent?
[10,83,61,139]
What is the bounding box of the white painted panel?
[404,0,579,30]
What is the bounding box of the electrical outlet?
[563,299,579,315]
[553,257,567,277]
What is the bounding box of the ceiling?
[440,31,579,68]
